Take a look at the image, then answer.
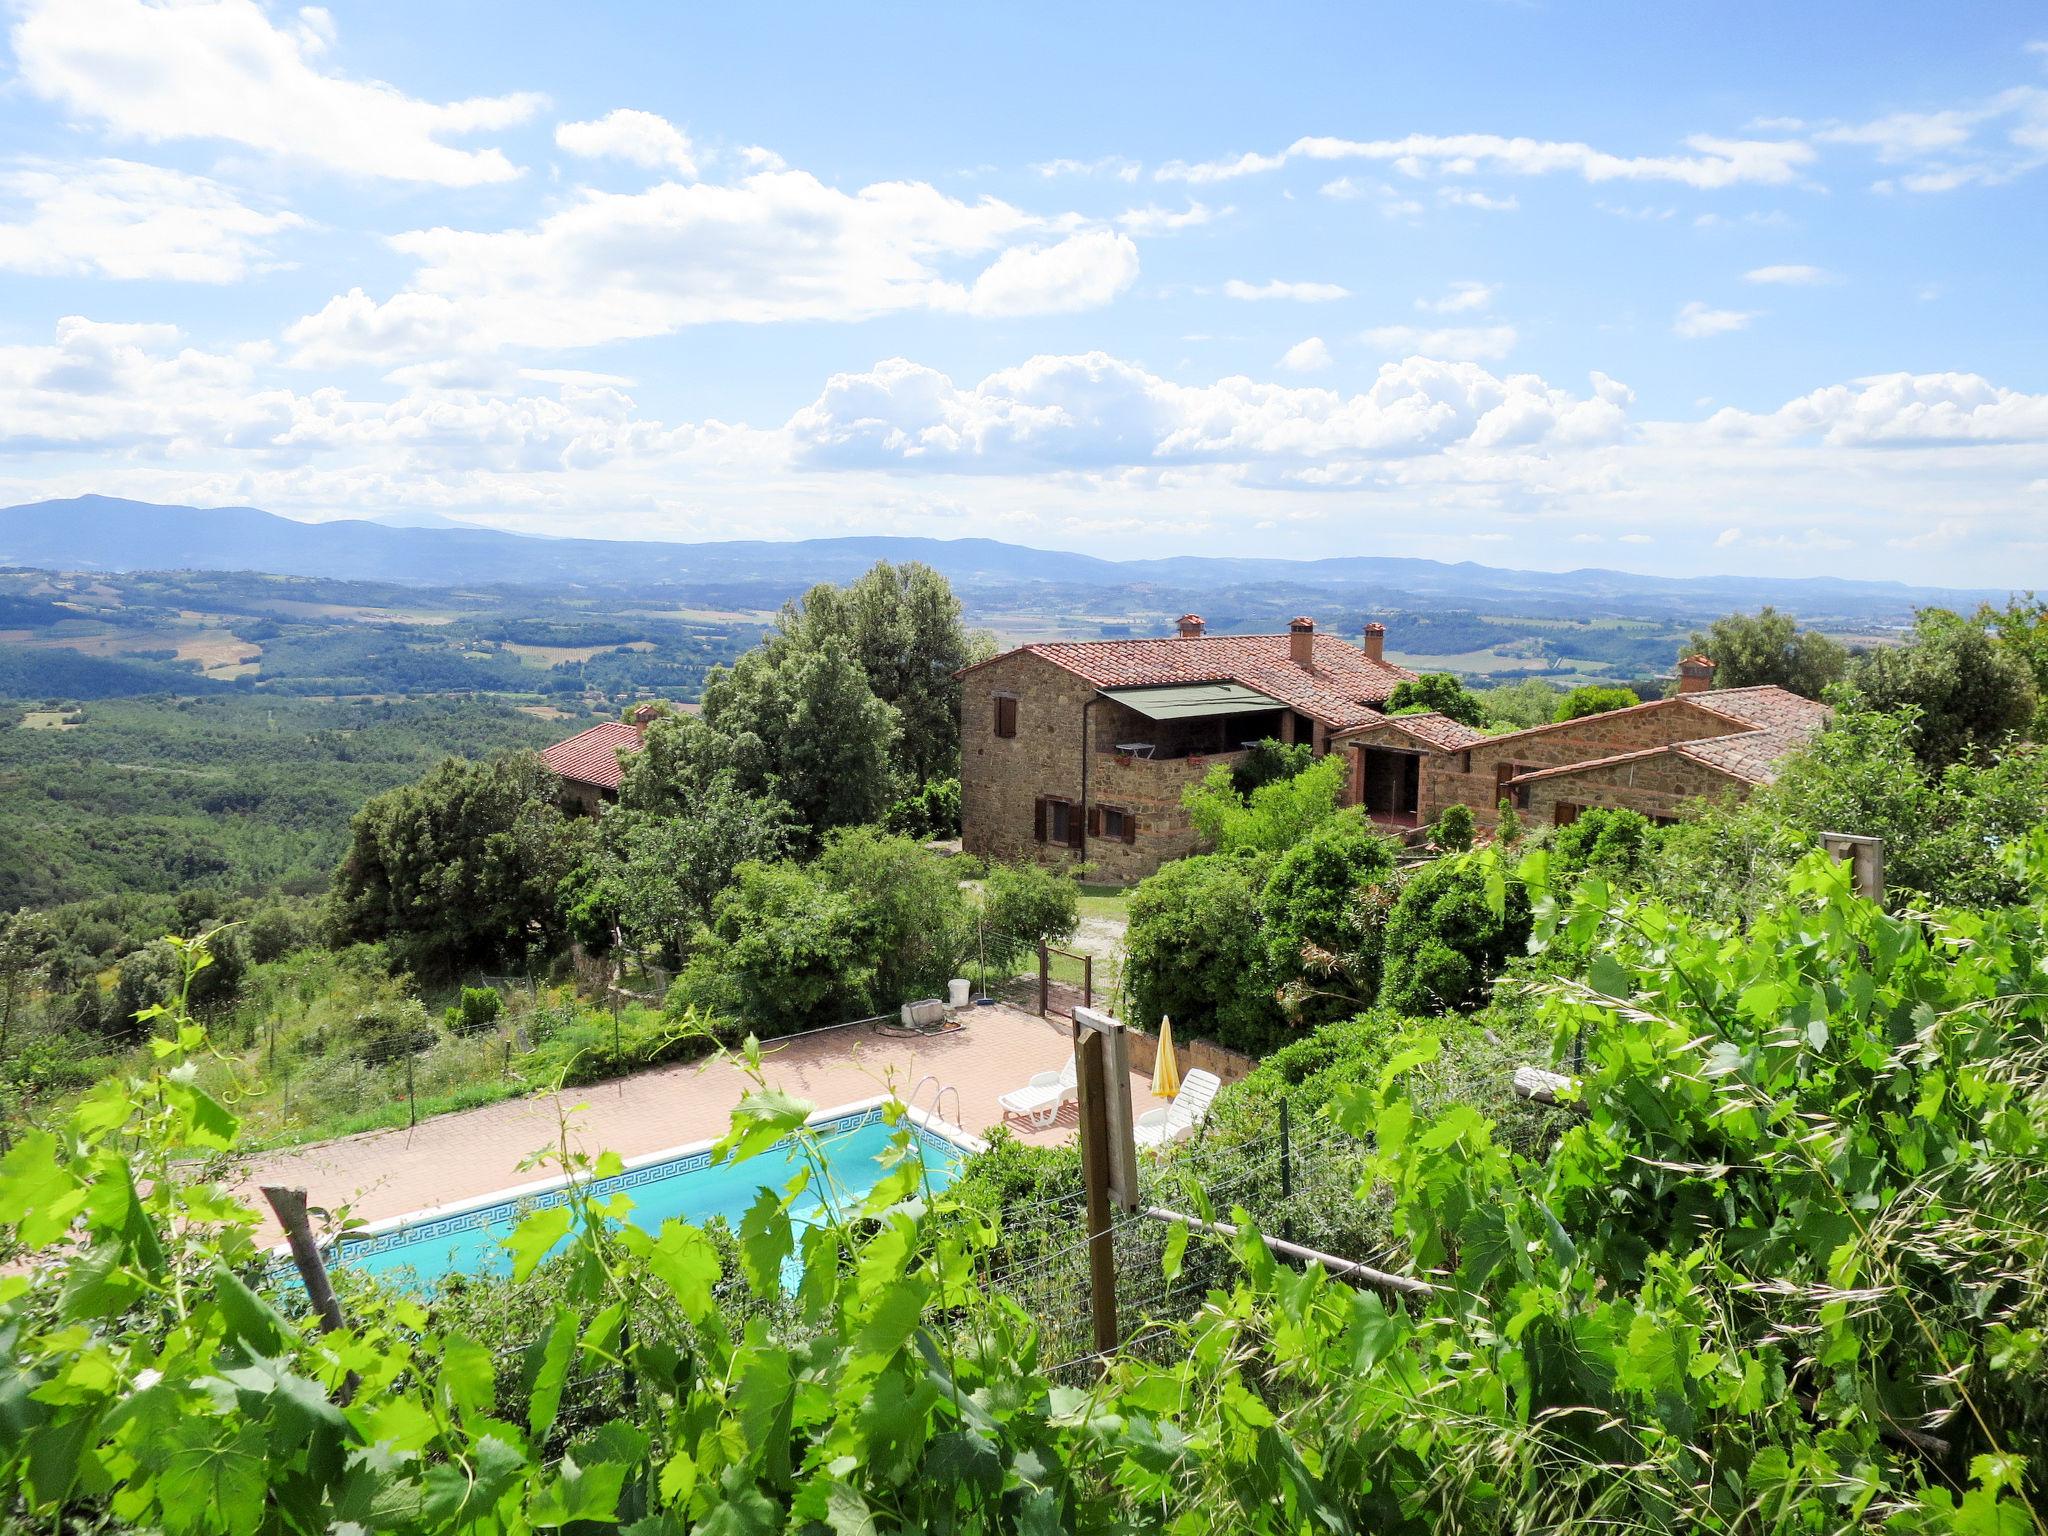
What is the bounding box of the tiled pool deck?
[236,1001,1153,1239]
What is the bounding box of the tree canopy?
[1682,606,1848,697]
[331,752,580,972]
[1852,606,2038,767]
[1554,684,1639,721]
[1384,671,1488,726]
[769,560,994,785]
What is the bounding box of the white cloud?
[9,322,2045,581]
[1744,263,1831,285]
[1715,527,1743,547]
[556,109,696,176]
[1277,337,1332,373]
[1438,187,1518,211]
[1034,155,1141,182]
[1114,202,1220,235]
[1361,324,1517,361]
[1418,280,1496,314]
[1224,279,1350,302]
[0,158,302,282]
[1159,130,1814,188]
[11,0,545,185]
[288,171,1136,361]
[783,351,1626,474]
[1701,370,2048,445]
[1820,83,2048,190]
[1673,301,1756,339]
[966,230,1140,317]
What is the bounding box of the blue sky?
[1,1,2044,586]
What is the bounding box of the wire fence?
[967,1108,1385,1377]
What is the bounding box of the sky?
[1,1,2045,586]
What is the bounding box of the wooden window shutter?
[1067,806,1084,850]
[1087,805,1101,837]
[994,695,1017,738]
[1033,797,1046,843]
[1121,810,1138,845]
[1493,761,1514,804]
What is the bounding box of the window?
[993,694,1018,738]
[1494,761,1531,810]
[1554,802,1582,828]
[1035,796,1081,848]
[1092,805,1138,844]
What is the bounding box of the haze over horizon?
[1,2,2044,586]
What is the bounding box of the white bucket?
[947,977,971,1009]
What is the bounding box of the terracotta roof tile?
[541,721,644,792]
[1342,711,1490,752]
[980,632,1415,729]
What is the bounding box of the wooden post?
[1821,832,1885,905]
[261,1186,358,1403]
[1279,1095,1293,1243]
[1038,943,1050,1017]
[1083,954,1093,1012]
[1073,1006,1139,1359]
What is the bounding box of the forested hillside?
[0,696,578,909]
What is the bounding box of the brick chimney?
[628,702,662,728]
[1289,616,1315,669]
[1177,613,1206,638]
[1677,654,1716,694]
[1361,621,1386,664]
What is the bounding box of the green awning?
[1099,682,1285,721]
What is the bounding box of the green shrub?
[1548,806,1655,889]
[1124,853,1281,1054]
[443,985,504,1036]
[1257,812,1398,1025]
[1229,737,1313,796]
[980,860,1079,973]
[1554,684,1640,721]
[1380,856,1532,1015]
[1431,802,1475,852]
[1184,752,1348,857]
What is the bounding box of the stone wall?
[960,649,1090,867]
[1121,1025,1259,1087]
[1416,698,1751,826]
[1518,751,1748,827]
[959,650,1256,883]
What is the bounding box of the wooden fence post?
[1038,943,1050,1017]
[261,1186,358,1403]
[1073,1005,1139,1359]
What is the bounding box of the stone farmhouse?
[959,622,1830,881]
[1333,654,1831,833]
[958,615,1416,882]
[540,708,654,814]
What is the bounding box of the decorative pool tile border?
[330,1105,962,1268]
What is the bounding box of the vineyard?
[3,833,2044,1531]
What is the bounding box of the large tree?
[771,561,994,785]
[1384,672,1487,726]
[1682,606,1848,698]
[699,639,901,841]
[1851,607,2037,767]
[1979,594,2048,741]
[332,752,579,972]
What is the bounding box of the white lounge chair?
[997,1054,1078,1129]
[1134,1069,1222,1151]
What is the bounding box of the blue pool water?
[331,1107,966,1289]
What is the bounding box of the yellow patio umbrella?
[1153,1014,1183,1102]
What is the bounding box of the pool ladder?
[906,1074,963,1134]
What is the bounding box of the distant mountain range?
[0,495,2007,625]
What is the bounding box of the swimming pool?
[323,1098,984,1289]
